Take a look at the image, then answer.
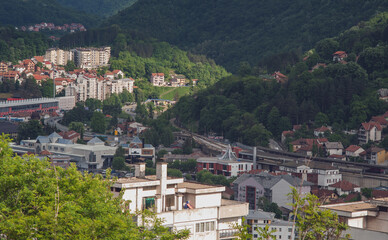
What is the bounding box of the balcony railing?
[219,229,239,239]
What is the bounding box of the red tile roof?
[40,150,52,155]
[58,130,80,140]
[361,121,382,131]
[346,145,361,152]
[34,56,44,63]
[315,126,331,132]
[329,180,359,191]
[333,51,347,56]
[371,116,388,126]
[151,73,164,76]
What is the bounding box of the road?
[44,116,68,132]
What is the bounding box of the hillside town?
[19,22,86,33]
[1,46,388,239]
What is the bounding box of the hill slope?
[0,0,98,27]
[106,0,388,71]
[171,12,388,147]
[56,0,138,17]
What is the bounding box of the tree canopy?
[0,134,189,239]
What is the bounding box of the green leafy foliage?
[17,120,43,143]
[0,134,189,239]
[196,170,232,187]
[171,12,388,141]
[0,0,98,27]
[0,26,51,62]
[105,0,388,71]
[91,111,106,133]
[57,0,138,17]
[288,187,350,240]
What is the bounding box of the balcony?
[219,229,239,239]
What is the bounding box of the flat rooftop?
[322,202,377,212]
[0,98,59,108]
[178,181,221,190]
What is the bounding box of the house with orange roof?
[370,116,388,128]
[358,122,382,144]
[23,59,35,72]
[333,51,347,62]
[314,126,332,137]
[281,130,294,143]
[33,56,44,63]
[328,180,360,195]
[112,69,124,79]
[345,145,366,158]
[150,73,165,86]
[272,71,288,84]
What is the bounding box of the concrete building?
[44,48,74,66]
[327,180,361,195]
[233,172,313,210]
[121,136,156,164]
[358,122,382,144]
[74,47,110,69]
[66,74,134,102]
[246,210,295,240]
[113,162,249,240]
[321,199,388,239]
[45,47,110,69]
[57,96,76,111]
[197,145,253,177]
[279,161,342,187]
[11,133,116,170]
[150,73,165,86]
[324,142,344,156]
[0,98,58,117]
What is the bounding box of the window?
[288,228,292,232]
[279,228,282,232]
[196,221,214,233]
[279,235,282,239]
[254,234,258,238]
[288,236,291,239]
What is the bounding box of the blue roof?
[121,144,130,148]
[57,138,73,145]
[144,144,154,148]
[87,137,104,145]
[36,136,49,143]
[48,132,62,139]
[131,136,142,144]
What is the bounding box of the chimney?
[134,162,145,178]
[157,162,167,181]
[253,147,257,170]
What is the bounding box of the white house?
[113,162,249,240]
[358,122,382,144]
[324,142,344,156]
[246,210,295,240]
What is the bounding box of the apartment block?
[113,162,249,240]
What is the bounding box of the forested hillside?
[0,26,51,62]
[57,0,138,17]
[172,12,388,147]
[0,0,97,27]
[106,0,388,72]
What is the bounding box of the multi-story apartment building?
[233,172,313,210]
[74,47,111,69]
[112,162,249,240]
[45,47,110,69]
[45,48,75,66]
[246,210,295,240]
[65,74,134,102]
[358,122,382,144]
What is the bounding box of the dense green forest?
[106,0,388,72]
[0,0,98,27]
[60,28,229,87]
[56,0,138,17]
[0,26,51,62]
[171,12,388,147]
